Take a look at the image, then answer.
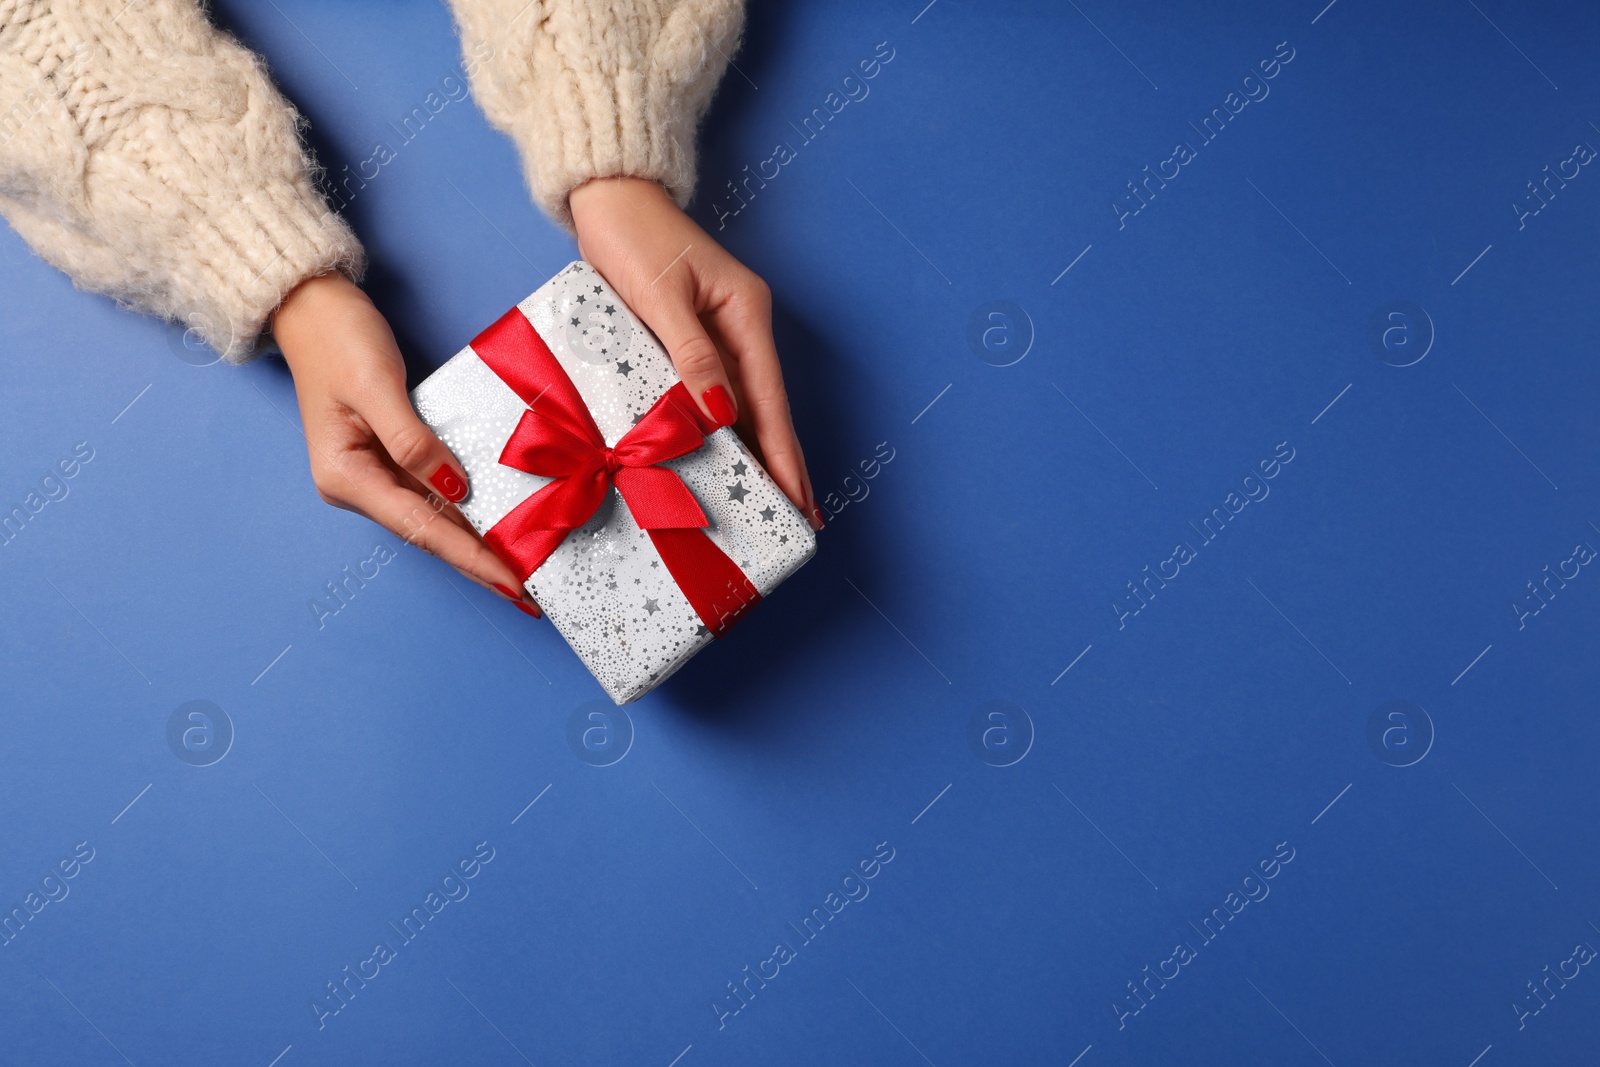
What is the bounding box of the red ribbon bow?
[471,307,761,637]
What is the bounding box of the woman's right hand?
[272,273,542,617]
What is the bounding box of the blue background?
[2,1,1598,1064]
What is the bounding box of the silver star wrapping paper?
[411,262,816,703]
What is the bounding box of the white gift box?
[411,262,815,703]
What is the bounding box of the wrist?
[273,273,362,370]
[569,176,673,229]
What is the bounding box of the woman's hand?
[272,273,541,616]
[569,177,824,530]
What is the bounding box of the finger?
[349,382,540,611]
[384,458,544,615]
[707,303,823,531]
[634,264,740,430]
[359,376,473,506]
[383,452,488,539]
[341,470,542,618]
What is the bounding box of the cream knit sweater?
[0,0,743,362]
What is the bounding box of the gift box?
[411,262,816,703]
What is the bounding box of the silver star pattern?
[425,263,814,704]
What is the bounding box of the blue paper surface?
[2,1,1598,1063]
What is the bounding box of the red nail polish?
[807,503,825,531]
[493,583,520,600]
[701,385,737,428]
[429,464,468,503]
[515,601,541,618]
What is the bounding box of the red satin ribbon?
[470,307,761,637]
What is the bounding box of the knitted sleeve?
[0,0,363,362]
[446,0,745,230]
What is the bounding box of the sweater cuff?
[526,68,700,231]
[186,183,364,364]
[470,0,745,232]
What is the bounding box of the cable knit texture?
[0,0,363,362]
[0,0,740,358]
[446,0,743,229]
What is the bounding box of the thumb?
[637,293,739,430]
[365,387,471,504]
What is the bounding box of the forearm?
[0,0,362,361]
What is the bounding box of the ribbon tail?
[646,528,762,638]
[613,466,709,529]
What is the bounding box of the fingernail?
[429,464,468,503]
[493,583,520,601]
[515,601,541,618]
[701,384,737,428]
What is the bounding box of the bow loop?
[499,408,604,479]
[609,390,712,468]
